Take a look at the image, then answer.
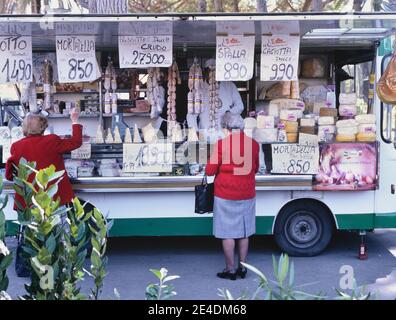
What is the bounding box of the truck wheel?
[274,201,334,256]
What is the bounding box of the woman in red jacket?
[6,108,83,208]
[206,112,259,280]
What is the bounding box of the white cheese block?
[124,128,132,143]
[339,104,357,117]
[105,129,114,144]
[142,122,158,143]
[358,124,376,133]
[253,128,278,143]
[300,118,316,127]
[318,116,335,125]
[336,119,358,128]
[95,125,104,144]
[337,126,358,135]
[244,117,257,129]
[318,125,336,134]
[113,126,122,143]
[171,124,183,142]
[355,114,376,124]
[269,99,305,117]
[280,109,303,122]
[257,115,275,129]
[133,124,142,143]
[339,93,357,105]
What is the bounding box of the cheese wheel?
[319,108,338,117]
[339,104,357,117]
[337,126,358,135]
[253,128,277,143]
[339,93,357,105]
[300,118,316,127]
[356,132,376,142]
[318,116,335,125]
[300,126,316,135]
[336,133,356,142]
[280,120,299,133]
[336,119,358,128]
[358,123,376,133]
[257,115,275,129]
[355,114,376,124]
[244,117,257,129]
[287,132,298,143]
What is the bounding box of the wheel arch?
[271,197,338,234]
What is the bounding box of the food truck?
[0,12,396,256]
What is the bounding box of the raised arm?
[55,108,83,153]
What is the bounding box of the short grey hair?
[22,114,48,136]
[221,112,245,130]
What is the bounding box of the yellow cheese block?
[356,132,376,142]
[280,120,299,133]
[336,133,356,142]
[287,132,298,143]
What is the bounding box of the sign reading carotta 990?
[123,143,173,173]
[118,22,173,68]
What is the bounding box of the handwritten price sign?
[123,143,173,173]
[260,34,300,82]
[71,143,91,159]
[56,35,98,83]
[271,143,319,175]
[0,36,32,83]
[216,35,254,82]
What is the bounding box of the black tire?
[274,200,334,257]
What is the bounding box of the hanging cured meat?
[187,58,204,116]
[167,61,181,139]
[42,59,53,111]
[147,67,165,119]
[208,65,221,130]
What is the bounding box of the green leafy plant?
[218,254,375,301]
[145,268,179,300]
[13,159,110,300]
[0,176,11,299]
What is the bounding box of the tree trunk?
[89,0,128,13]
[31,0,41,13]
[256,0,267,12]
[232,0,239,12]
[198,0,207,12]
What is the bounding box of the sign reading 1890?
[0,36,32,83]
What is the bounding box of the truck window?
[380,54,396,144]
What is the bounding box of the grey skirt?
[213,196,256,239]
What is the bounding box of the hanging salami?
[167,61,181,138]
[208,64,221,130]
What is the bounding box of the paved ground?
[4,229,396,300]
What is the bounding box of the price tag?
[216,35,254,82]
[71,143,91,159]
[123,143,173,173]
[271,143,319,175]
[260,34,300,81]
[56,35,99,83]
[0,36,32,83]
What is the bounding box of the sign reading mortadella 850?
[118,22,173,68]
[56,35,98,83]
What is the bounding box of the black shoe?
[236,267,247,279]
[217,269,237,280]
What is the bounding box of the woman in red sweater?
[206,112,259,280]
[6,108,83,209]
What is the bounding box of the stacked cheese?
[339,93,357,118]
[356,114,376,142]
[254,115,277,143]
[336,119,358,142]
[300,116,316,135]
[318,116,335,142]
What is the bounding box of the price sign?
[216,35,254,82]
[123,143,173,173]
[56,35,98,83]
[260,34,300,81]
[71,143,91,159]
[0,36,32,83]
[271,143,319,175]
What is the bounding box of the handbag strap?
[201,174,208,186]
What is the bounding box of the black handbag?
[194,175,214,214]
